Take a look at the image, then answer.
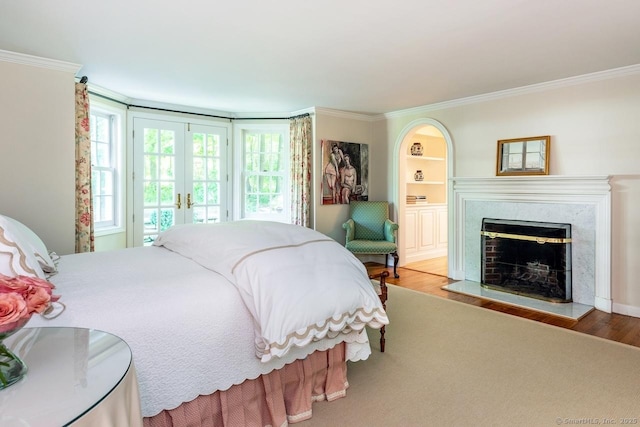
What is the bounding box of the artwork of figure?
[340,153,357,203]
[324,143,344,204]
[321,140,368,204]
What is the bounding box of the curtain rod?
[87,89,310,121]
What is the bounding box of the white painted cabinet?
[404,204,447,262]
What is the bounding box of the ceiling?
[1,0,639,116]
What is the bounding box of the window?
[235,124,289,222]
[90,106,122,230]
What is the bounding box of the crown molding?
[381,64,640,120]
[0,49,81,73]
[314,107,376,122]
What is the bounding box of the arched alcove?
[391,118,454,277]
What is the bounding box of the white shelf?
[406,155,445,161]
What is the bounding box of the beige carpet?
[301,285,640,426]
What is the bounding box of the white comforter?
[28,221,387,417]
[154,221,389,362]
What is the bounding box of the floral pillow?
[0,216,46,279]
[0,215,57,274]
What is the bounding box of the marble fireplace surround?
[450,176,612,313]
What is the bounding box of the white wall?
[378,72,640,315]
[313,109,378,243]
[0,59,78,255]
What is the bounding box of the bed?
[0,216,388,426]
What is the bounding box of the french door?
[132,118,228,246]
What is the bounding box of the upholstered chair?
[342,201,399,278]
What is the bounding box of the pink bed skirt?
[144,343,348,427]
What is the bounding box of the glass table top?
[1,326,132,426]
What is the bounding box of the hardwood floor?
[365,261,640,348]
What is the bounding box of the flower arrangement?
[0,274,60,334]
[0,274,60,387]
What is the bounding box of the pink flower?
[80,212,91,226]
[0,293,28,330]
[0,274,61,327]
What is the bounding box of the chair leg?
[392,251,399,278]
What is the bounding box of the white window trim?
[90,98,126,236]
[232,122,290,222]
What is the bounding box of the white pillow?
[0,215,57,274]
[0,215,47,278]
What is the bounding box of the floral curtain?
[75,81,94,253]
[289,115,312,227]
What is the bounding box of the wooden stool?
[368,270,389,352]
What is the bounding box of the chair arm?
[342,219,355,243]
[384,219,399,243]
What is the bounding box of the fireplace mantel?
[450,175,612,312]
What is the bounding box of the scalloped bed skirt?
[144,343,348,427]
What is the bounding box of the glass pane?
[508,154,523,169]
[508,142,523,154]
[270,195,283,213]
[158,209,175,231]
[159,182,174,204]
[95,142,110,167]
[206,206,220,223]
[144,155,158,180]
[193,133,204,156]
[160,130,175,154]
[208,134,219,157]
[246,175,257,192]
[207,183,219,204]
[99,196,114,222]
[143,182,158,205]
[258,195,271,212]
[245,153,257,172]
[192,206,206,224]
[100,171,113,194]
[144,129,158,153]
[246,194,257,213]
[207,158,219,181]
[93,197,102,222]
[144,208,159,232]
[159,155,174,180]
[193,157,205,180]
[95,116,109,142]
[193,182,205,204]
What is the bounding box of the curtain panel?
[289,115,312,227]
[75,82,94,253]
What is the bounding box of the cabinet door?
[404,208,418,254]
[418,208,436,252]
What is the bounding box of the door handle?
[187,193,193,209]
[176,193,182,209]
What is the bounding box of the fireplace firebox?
[481,218,572,303]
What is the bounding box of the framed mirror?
[496,135,550,176]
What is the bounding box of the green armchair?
[342,201,400,278]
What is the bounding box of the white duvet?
[28,221,388,417]
[154,221,389,362]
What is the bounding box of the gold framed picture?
[496,135,550,176]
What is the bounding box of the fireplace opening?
[481,218,572,303]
